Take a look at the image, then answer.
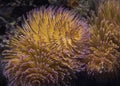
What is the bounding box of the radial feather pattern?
[85,0,120,77]
[2,6,89,86]
[97,0,120,50]
[86,20,120,77]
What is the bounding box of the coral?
[48,0,67,6]
[69,0,101,17]
[48,0,101,17]
[2,6,89,86]
[66,0,79,8]
[71,0,90,17]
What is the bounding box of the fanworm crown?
[85,0,120,77]
[86,20,120,77]
[2,6,89,86]
[97,0,120,49]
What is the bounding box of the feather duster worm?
[2,7,89,86]
[97,0,120,49]
[98,0,120,25]
[85,0,120,77]
[86,19,120,77]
